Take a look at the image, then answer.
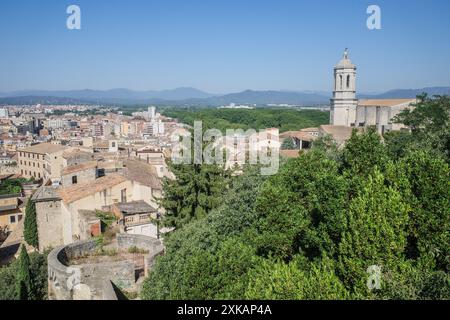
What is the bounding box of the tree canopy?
[140,95,449,300]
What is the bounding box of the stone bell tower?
[330,48,358,126]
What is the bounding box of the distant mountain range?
[0,86,449,106]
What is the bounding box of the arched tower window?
[346,75,350,88]
[339,75,342,89]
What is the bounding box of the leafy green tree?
[254,151,348,260]
[24,199,39,248]
[396,150,450,270]
[15,245,32,300]
[245,256,349,300]
[394,94,450,161]
[245,259,305,300]
[0,261,18,300]
[160,161,229,228]
[0,250,49,300]
[342,127,388,176]
[337,171,410,295]
[142,166,266,299]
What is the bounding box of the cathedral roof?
[358,99,416,107]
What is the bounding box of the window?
[72,175,78,184]
[9,215,16,224]
[121,189,127,203]
[339,75,343,89]
[347,75,350,88]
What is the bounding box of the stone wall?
[48,234,164,300]
[117,233,164,252]
[36,200,63,252]
[61,167,97,187]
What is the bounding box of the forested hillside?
[162,108,330,132]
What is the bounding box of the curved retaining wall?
[48,234,164,300]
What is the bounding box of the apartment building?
[18,142,67,181]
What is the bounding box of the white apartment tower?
[330,49,358,126]
[148,106,156,119]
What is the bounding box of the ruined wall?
[48,234,164,300]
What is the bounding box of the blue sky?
[1,0,449,93]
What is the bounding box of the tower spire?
[344,48,349,59]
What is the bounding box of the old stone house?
[31,159,163,252]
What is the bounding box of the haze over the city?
[1,0,450,93]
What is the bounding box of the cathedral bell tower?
[330,48,358,126]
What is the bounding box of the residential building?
[112,200,159,238]
[0,193,24,234]
[18,142,67,181]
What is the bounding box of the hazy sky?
[1,0,450,93]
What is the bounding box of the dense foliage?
[141,96,449,300]
[162,108,329,133]
[0,248,48,300]
[0,178,28,195]
[24,199,39,248]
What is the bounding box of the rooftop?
[61,161,98,175]
[32,186,61,202]
[280,131,317,142]
[358,99,416,107]
[123,159,161,190]
[114,200,157,216]
[319,125,362,143]
[62,149,93,159]
[19,142,67,155]
[58,173,127,204]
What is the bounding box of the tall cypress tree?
[23,199,39,249]
[15,245,33,300]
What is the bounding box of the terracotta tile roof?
[113,200,157,216]
[358,99,415,107]
[319,125,363,143]
[123,159,161,190]
[280,150,301,158]
[62,149,93,159]
[57,173,127,204]
[19,142,67,154]
[61,161,97,175]
[300,127,319,132]
[280,131,317,142]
